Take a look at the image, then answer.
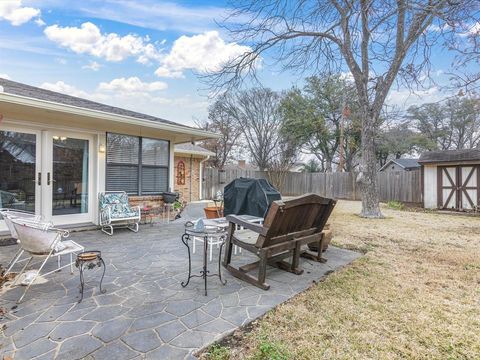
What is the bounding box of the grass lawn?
[202,200,480,359]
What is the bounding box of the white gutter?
[174,149,216,156]
[199,155,210,200]
[0,92,220,140]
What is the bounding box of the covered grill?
[223,178,281,218]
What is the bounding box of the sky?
[0,0,461,126]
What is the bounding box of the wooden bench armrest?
[226,215,268,236]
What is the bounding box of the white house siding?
[423,165,437,208]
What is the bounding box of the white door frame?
[42,130,95,225]
[0,124,42,232]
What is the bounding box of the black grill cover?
[223,178,281,218]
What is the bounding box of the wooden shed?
[419,149,480,210]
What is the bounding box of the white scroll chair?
[8,218,84,303]
[0,209,42,273]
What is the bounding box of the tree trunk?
[357,113,383,218]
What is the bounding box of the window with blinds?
[106,133,169,195]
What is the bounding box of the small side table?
[181,222,227,296]
[75,251,106,303]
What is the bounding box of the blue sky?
[0,0,457,126]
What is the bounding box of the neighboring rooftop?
[0,77,190,128]
[418,149,480,164]
[174,143,215,156]
[380,158,420,171]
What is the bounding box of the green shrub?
[205,345,230,360]
[387,200,404,210]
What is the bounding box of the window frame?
[105,133,170,195]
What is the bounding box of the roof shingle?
[418,149,480,163]
[0,77,192,129]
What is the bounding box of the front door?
[438,165,479,210]
[42,131,94,225]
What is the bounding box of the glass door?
[43,131,94,225]
[0,128,41,231]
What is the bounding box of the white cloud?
[386,86,450,108]
[45,0,233,34]
[34,18,46,27]
[40,81,94,99]
[39,79,206,125]
[98,77,167,93]
[155,31,251,78]
[44,22,163,63]
[0,0,41,26]
[0,73,10,79]
[82,61,102,71]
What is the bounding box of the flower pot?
[162,192,178,204]
[204,206,223,219]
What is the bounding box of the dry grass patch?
[201,201,480,360]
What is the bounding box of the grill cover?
[223,178,281,218]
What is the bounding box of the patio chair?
[98,191,141,235]
[8,218,83,303]
[0,208,42,273]
[223,194,336,290]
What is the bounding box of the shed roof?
[0,77,187,128]
[380,158,420,171]
[418,149,480,164]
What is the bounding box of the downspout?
[199,155,210,200]
[189,155,193,202]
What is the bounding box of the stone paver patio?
[0,206,360,359]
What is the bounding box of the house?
[0,78,218,233]
[224,160,259,171]
[290,161,306,172]
[419,149,480,210]
[173,143,214,202]
[379,158,420,172]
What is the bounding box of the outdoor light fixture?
[53,135,59,140]
[99,144,106,153]
[60,136,67,141]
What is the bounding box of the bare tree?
[196,94,243,169]
[266,133,301,191]
[224,88,284,171]
[206,0,478,218]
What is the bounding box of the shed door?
[438,166,457,209]
[437,166,479,210]
[459,166,478,210]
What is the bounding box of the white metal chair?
[99,191,141,235]
[1,209,43,273]
[7,218,84,303]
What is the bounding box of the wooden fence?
[202,168,422,204]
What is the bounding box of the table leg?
[203,235,208,296]
[181,234,192,288]
[78,263,85,303]
[99,257,107,294]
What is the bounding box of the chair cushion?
[110,205,138,219]
[234,229,258,245]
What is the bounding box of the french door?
[42,131,94,225]
[0,126,94,230]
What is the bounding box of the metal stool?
[75,251,106,303]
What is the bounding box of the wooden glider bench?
[223,193,336,290]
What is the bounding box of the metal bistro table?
[181,219,228,296]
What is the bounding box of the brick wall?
[173,155,202,202]
[128,195,164,209]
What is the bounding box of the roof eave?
[0,92,221,140]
